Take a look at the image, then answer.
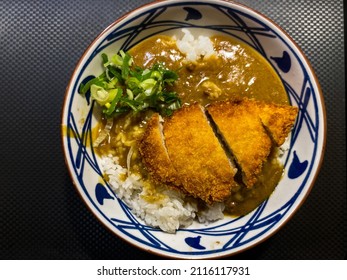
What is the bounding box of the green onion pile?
[79,51,182,117]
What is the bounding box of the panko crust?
[138,113,181,187]
[256,102,298,146]
[163,103,238,204]
[207,99,272,188]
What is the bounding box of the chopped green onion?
[101,53,108,65]
[79,73,106,95]
[103,88,122,116]
[90,85,109,105]
[126,89,134,100]
[79,51,181,117]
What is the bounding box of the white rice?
[102,155,223,233]
[174,29,215,61]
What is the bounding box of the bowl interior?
[62,0,325,259]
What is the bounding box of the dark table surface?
[1,0,345,259]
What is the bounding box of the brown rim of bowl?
[60,0,327,259]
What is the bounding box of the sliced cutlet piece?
[207,100,272,189]
[255,101,298,146]
[163,103,238,204]
[138,113,181,187]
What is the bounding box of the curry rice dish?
[93,30,299,232]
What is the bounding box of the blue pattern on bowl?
[62,1,324,258]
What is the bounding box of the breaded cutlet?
[207,100,272,189]
[163,103,238,204]
[138,113,181,187]
[255,101,298,146]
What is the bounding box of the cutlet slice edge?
[203,106,239,185]
[256,102,299,146]
[206,99,272,189]
[138,113,182,188]
[200,105,239,181]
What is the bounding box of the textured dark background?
[0,0,345,259]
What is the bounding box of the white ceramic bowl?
[61,0,326,259]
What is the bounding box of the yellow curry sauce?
[94,34,288,216]
[130,35,288,105]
